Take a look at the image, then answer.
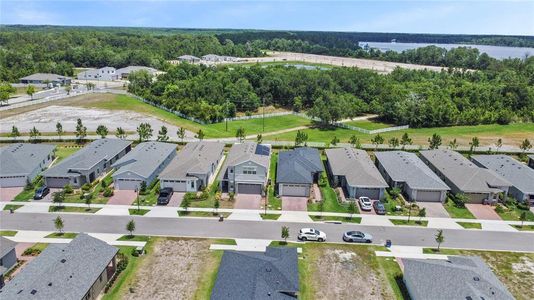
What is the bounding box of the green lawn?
[117,235,151,242]
[457,222,482,229]
[128,208,150,216]
[49,206,100,213]
[311,215,362,223]
[444,198,476,219]
[496,206,534,222]
[390,219,428,227]
[260,213,281,220]
[0,230,17,237]
[204,114,311,138]
[53,145,82,163]
[178,211,230,218]
[307,164,355,214]
[513,225,534,231]
[101,245,144,300]
[343,119,393,130]
[3,204,23,211]
[45,232,78,239]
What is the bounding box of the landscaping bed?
[311,215,361,223]
[0,230,17,237]
[49,206,100,213]
[45,232,78,239]
[457,222,482,229]
[128,208,150,216]
[390,219,428,227]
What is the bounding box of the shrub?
[100,179,109,189]
[81,183,91,191]
[495,204,506,213]
[22,247,41,256]
[103,187,114,197]
[63,184,73,194]
[105,253,129,293]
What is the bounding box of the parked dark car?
[34,186,50,200]
[157,187,173,205]
[373,201,386,215]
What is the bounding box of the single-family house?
[111,142,176,190]
[219,143,271,195]
[177,55,201,63]
[420,150,512,203]
[211,247,299,300]
[472,155,534,205]
[375,151,450,202]
[115,66,160,79]
[159,142,225,192]
[403,256,514,300]
[201,54,223,62]
[0,234,118,300]
[325,147,388,200]
[529,154,534,169]
[0,237,17,288]
[43,139,132,188]
[276,147,324,197]
[77,67,118,81]
[0,143,55,187]
[19,73,71,86]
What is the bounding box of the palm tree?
[281,226,289,244]
[115,127,127,139]
[469,137,480,153]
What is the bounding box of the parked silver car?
[359,196,372,211]
[343,231,373,243]
[298,228,327,242]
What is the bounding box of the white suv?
[298,228,327,242]
[359,196,372,211]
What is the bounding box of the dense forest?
[128,57,534,128]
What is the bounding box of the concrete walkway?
[361,215,394,226]
[427,218,463,229]
[278,211,313,223]
[375,246,449,260]
[95,206,130,216]
[144,206,178,218]
[227,210,262,221]
[209,238,273,252]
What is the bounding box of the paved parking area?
[465,204,502,220]
[167,192,185,207]
[0,187,23,202]
[417,202,450,218]
[234,194,262,210]
[107,190,137,205]
[359,200,377,215]
[281,197,308,211]
[37,188,61,203]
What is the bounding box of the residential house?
[420,150,512,204]
[276,147,323,197]
[111,142,176,190]
[472,155,534,205]
[0,143,56,187]
[375,151,449,202]
[325,147,388,200]
[19,73,71,86]
[0,234,118,300]
[201,54,224,62]
[159,142,225,192]
[77,67,118,81]
[219,143,271,195]
[529,155,534,169]
[0,237,17,288]
[211,247,299,300]
[115,66,160,79]
[403,256,514,300]
[177,55,201,63]
[43,139,132,188]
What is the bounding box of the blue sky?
[1,1,533,35]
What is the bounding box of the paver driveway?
[0,187,23,202]
[167,192,185,207]
[417,202,450,218]
[281,197,308,211]
[465,204,501,220]
[234,194,262,210]
[107,190,137,205]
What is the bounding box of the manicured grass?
[261,213,281,220]
[390,219,428,227]
[178,210,230,218]
[513,225,534,231]
[343,119,393,130]
[53,145,82,163]
[0,230,17,237]
[310,215,362,223]
[457,222,482,229]
[376,256,411,300]
[101,245,145,300]
[3,204,23,211]
[444,198,476,219]
[13,188,37,202]
[117,235,151,242]
[48,206,100,213]
[496,206,534,222]
[128,208,150,216]
[45,232,78,239]
[204,114,311,137]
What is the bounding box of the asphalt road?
[2,212,533,251]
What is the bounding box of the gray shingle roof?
[43,139,132,178]
[420,150,512,194]
[277,147,323,184]
[0,237,16,259]
[375,151,449,191]
[0,234,118,300]
[19,73,70,81]
[472,155,534,195]
[219,143,271,180]
[211,247,299,300]
[0,143,55,177]
[325,147,388,188]
[403,256,514,300]
[159,142,224,180]
[112,142,176,179]
[115,66,159,75]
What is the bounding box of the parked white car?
[359,196,372,211]
[298,228,327,242]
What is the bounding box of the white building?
[77,67,118,81]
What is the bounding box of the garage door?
[416,190,443,202]
[280,184,309,197]
[0,176,27,188]
[45,177,70,188]
[114,179,142,190]
[355,188,381,200]
[237,183,262,194]
[161,180,187,192]
[466,193,488,204]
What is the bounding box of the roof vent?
[473,277,480,281]
[266,267,272,272]
[48,282,52,287]
[61,259,66,263]
[31,290,37,295]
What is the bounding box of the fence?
[333,122,410,134]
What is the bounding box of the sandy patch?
[512,256,534,275]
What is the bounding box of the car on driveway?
[34,186,50,200]
[298,228,327,242]
[373,201,386,215]
[359,196,372,211]
[343,231,373,243]
[157,187,173,205]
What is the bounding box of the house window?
[191,181,194,188]
[243,167,256,175]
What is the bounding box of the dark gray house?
[276,147,324,197]
[111,142,176,190]
[325,147,388,200]
[0,237,17,288]
[472,155,534,206]
[160,142,225,192]
[43,139,132,188]
[19,73,71,86]
[529,155,534,169]
[0,234,118,300]
[403,256,514,300]
[375,151,449,202]
[0,143,56,187]
[211,247,299,300]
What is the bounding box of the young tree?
[469,137,480,153]
[348,201,357,220]
[388,137,400,149]
[195,129,205,141]
[435,229,444,251]
[182,196,191,212]
[520,211,528,227]
[295,130,308,147]
[157,125,169,142]
[10,125,20,140]
[86,82,95,91]
[65,85,72,95]
[371,134,384,149]
[96,125,108,139]
[448,138,458,150]
[418,207,426,222]
[256,134,263,143]
[56,122,63,140]
[126,219,136,237]
[0,82,16,105]
[75,118,87,143]
[349,135,361,148]
[139,181,147,194]
[85,194,92,209]
[236,126,246,142]
[136,122,153,142]
[26,85,36,100]
[177,127,186,143]
[115,127,127,139]
[428,133,442,149]
[54,216,64,234]
[330,136,340,146]
[29,126,41,142]
[520,139,532,153]
[281,226,290,243]
[400,133,412,149]
[214,198,220,214]
[52,190,65,207]
[496,138,503,152]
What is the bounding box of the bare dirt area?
[122,238,215,300]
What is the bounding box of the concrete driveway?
[417,202,450,218]
[167,192,185,207]
[0,187,23,202]
[281,197,308,211]
[359,200,377,215]
[234,194,262,210]
[37,188,61,203]
[107,190,137,205]
[465,204,502,220]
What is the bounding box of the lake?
[359,42,534,59]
